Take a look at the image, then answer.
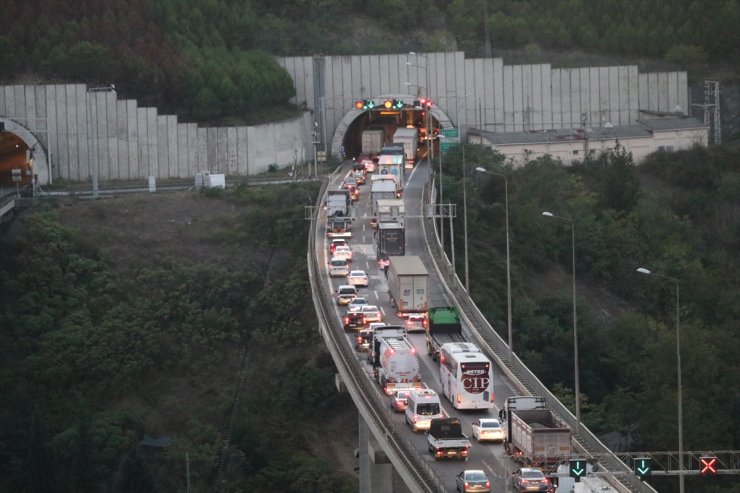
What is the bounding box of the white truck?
[502,396,572,468]
[427,417,472,461]
[393,127,419,167]
[387,256,428,317]
[368,325,422,395]
[361,128,385,157]
[326,189,350,217]
[371,198,404,229]
[370,180,397,203]
[377,153,404,193]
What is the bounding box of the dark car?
[343,311,364,331]
[512,468,554,493]
[355,328,373,351]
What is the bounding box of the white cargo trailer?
[387,256,428,316]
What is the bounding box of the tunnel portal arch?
[330,94,453,158]
[0,117,51,186]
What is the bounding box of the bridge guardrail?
[308,173,446,493]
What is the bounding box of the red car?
[389,389,411,413]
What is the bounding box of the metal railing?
[307,175,446,493]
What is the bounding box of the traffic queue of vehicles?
[325,157,568,487]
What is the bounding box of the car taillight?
[485,481,490,487]
[344,317,349,324]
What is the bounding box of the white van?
[328,257,349,277]
[405,389,443,432]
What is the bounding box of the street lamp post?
[636,267,684,493]
[542,211,580,434]
[86,85,116,198]
[408,52,441,246]
[476,167,512,357]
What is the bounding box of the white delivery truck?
[387,256,428,317]
[370,180,397,203]
[393,127,419,167]
[377,153,404,194]
[361,128,385,157]
[371,198,405,228]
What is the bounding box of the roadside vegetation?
[0,183,357,492]
[441,142,740,493]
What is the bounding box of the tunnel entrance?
[0,118,50,191]
[332,95,452,161]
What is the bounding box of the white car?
[347,297,369,313]
[328,257,349,277]
[333,245,353,262]
[368,322,387,332]
[471,418,505,443]
[347,270,369,287]
[405,313,427,332]
[360,304,382,324]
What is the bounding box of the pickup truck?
[427,417,472,461]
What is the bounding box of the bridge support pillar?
[358,415,393,493]
[335,373,347,393]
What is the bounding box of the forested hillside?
[2,0,738,123]
[0,185,358,492]
[442,143,740,493]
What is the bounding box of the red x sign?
[699,456,718,476]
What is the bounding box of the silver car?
[360,304,382,324]
[347,297,369,313]
[328,257,349,277]
[471,418,505,443]
[347,270,369,287]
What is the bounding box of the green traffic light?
[569,459,586,482]
[634,458,651,478]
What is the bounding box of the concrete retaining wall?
[1,52,688,186]
[278,51,688,155]
[0,84,313,186]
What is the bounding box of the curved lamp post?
[542,211,580,434]
[475,167,512,359]
[636,267,684,493]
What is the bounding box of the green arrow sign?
[634,457,652,478]
[440,127,459,139]
[569,459,586,482]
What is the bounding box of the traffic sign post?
[569,459,587,482]
[439,127,460,155]
[634,457,652,479]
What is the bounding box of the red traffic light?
[699,456,718,476]
[354,100,364,110]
